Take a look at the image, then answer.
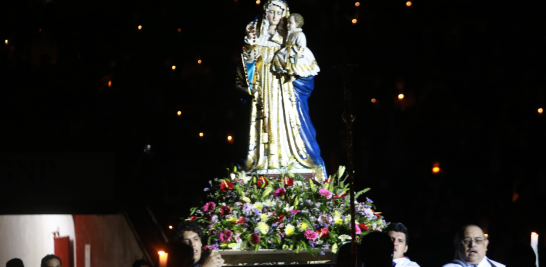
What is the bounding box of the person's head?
[360,232,393,267]
[173,220,204,263]
[453,224,489,265]
[287,13,304,30]
[265,1,286,26]
[131,259,151,267]
[386,222,409,259]
[6,258,24,267]
[336,242,361,267]
[40,255,61,267]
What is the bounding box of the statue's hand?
[246,22,256,39]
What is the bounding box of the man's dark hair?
[453,224,484,245]
[6,258,24,267]
[359,232,393,267]
[132,259,151,267]
[40,255,61,267]
[386,222,409,245]
[173,220,203,242]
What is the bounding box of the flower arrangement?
[188,164,388,255]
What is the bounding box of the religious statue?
[236,0,326,180]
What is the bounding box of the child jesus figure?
[272,13,320,82]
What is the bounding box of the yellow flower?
[285,224,295,236]
[335,218,343,225]
[226,216,237,223]
[253,202,263,210]
[299,221,309,231]
[256,222,270,234]
[334,210,342,220]
[260,214,269,222]
[242,197,251,203]
[264,200,275,207]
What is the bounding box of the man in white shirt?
[386,222,420,267]
[442,224,505,267]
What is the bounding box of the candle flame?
[532,232,538,236]
[352,19,357,24]
[371,98,376,103]
[398,94,405,100]
[158,251,165,255]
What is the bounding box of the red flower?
[316,227,329,239]
[333,194,348,199]
[203,245,215,253]
[257,176,269,188]
[360,223,371,231]
[220,206,231,216]
[190,216,197,221]
[324,176,332,184]
[220,181,234,192]
[235,217,246,224]
[371,209,383,218]
[274,214,285,223]
[251,233,260,244]
[283,176,294,186]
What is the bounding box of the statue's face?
[267,5,283,26]
[287,16,297,30]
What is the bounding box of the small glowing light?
[4,40,7,45]
[172,65,176,70]
[169,225,173,229]
[199,132,204,137]
[198,60,202,64]
[352,19,357,24]
[355,2,360,6]
[432,162,440,174]
[512,192,519,202]
[371,98,376,103]
[398,94,404,100]
[532,232,538,236]
[138,25,142,30]
[538,108,543,114]
[406,1,412,7]
[158,251,165,255]
[484,234,489,238]
[178,28,182,33]
[256,0,260,4]
[108,81,112,87]
[228,135,233,141]
[39,28,42,32]
[177,111,182,116]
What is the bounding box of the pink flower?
[220,205,231,216]
[304,230,318,240]
[219,230,233,242]
[352,223,361,235]
[274,188,287,196]
[288,210,300,215]
[204,202,216,213]
[318,189,332,198]
[203,245,215,253]
[251,233,260,244]
[279,223,285,229]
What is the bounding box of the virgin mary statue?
[236,0,326,180]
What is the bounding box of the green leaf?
[189,207,197,216]
[355,188,371,200]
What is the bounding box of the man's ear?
[404,245,408,254]
[485,239,489,251]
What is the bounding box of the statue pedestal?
[219,249,334,266]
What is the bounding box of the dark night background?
[1,0,545,266]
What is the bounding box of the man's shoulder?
[442,264,462,267]
[486,258,506,267]
[393,257,420,267]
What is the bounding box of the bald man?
[443,224,504,267]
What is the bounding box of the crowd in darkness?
[1,0,545,266]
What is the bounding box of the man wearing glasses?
[443,224,505,267]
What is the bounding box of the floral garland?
[187,164,388,255]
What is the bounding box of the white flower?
[285,224,295,236]
[260,214,269,222]
[283,203,294,212]
[230,173,236,180]
[232,239,248,250]
[339,234,352,243]
[255,222,270,234]
[264,200,276,207]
